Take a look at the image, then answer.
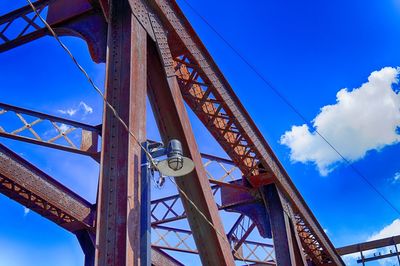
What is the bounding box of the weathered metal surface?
[151,247,184,266]
[144,1,343,264]
[147,35,235,265]
[337,235,400,256]
[140,143,151,266]
[221,181,271,239]
[0,0,107,62]
[227,214,257,256]
[0,1,345,265]
[0,143,94,232]
[0,103,100,160]
[151,184,256,226]
[128,0,156,41]
[94,0,147,264]
[76,230,96,266]
[0,0,52,52]
[262,184,306,265]
[151,154,255,226]
[152,224,276,265]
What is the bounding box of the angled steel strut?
[0,0,345,265]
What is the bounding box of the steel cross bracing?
[151,225,276,265]
[0,0,107,62]
[143,1,342,264]
[0,0,51,52]
[0,103,100,160]
[0,122,277,265]
[0,0,345,265]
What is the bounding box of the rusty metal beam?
[147,36,235,265]
[0,1,343,265]
[0,0,107,62]
[94,0,147,265]
[0,143,94,232]
[76,230,96,266]
[337,235,400,255]
[151,185,256,226]
[151,247,184,266]
[227,214,257,254]
[0,103,100,160]
[152,225,276,265]
[0,0,52,52]
[262,184,306,265]
[139,1,344,264]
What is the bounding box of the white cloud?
[79,101,93,115]
[341,219,400,265]
[368,219,400,241]
[367,219,400,265]
[23,207,30,217]
[58,101,93,117]
[58,108,77,116]
[280,67,400,175]
[393,172,400,183]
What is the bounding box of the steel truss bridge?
[0,0,398,265]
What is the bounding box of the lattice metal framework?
[0,144,94,232]
[0,103,100,158]
[0,0,50,52]
[0,0,346,265]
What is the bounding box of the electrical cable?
[168,177,248,264]
[25,0,250,263]
[180,0,400,216]
[25,0,156,166]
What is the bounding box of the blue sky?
[1,0,400,265]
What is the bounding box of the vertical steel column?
[393,238,400,265]
[360,249,365,266]
[95,0,147,264]
[262,184,306,266]
[140,142,151,266]
[147,42,235,266]
[76,230,95,266]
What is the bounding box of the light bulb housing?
[156,139,194,177]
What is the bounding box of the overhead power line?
[180,0,400,216]
[25,0,248,264]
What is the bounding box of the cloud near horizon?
[342,219,400,265]
[280,67,400,175]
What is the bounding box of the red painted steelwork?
[0,103,100,160]
[146,1,344,264]
[147,36,235,265]
[0,0,107,62]
[0,143,94,232]
[0,1,345,265]
[94,0,147,265]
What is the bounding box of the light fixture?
[155,139,195,177]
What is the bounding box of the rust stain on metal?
[0,143,93,231]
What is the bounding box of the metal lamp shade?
[156,157,195,177]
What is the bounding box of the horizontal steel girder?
[0,143,94,232]
[0,141,267,264]
[337,234,400,255]
[136,1,344,264]
[0,103,100,159]
[1,0,343,264]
